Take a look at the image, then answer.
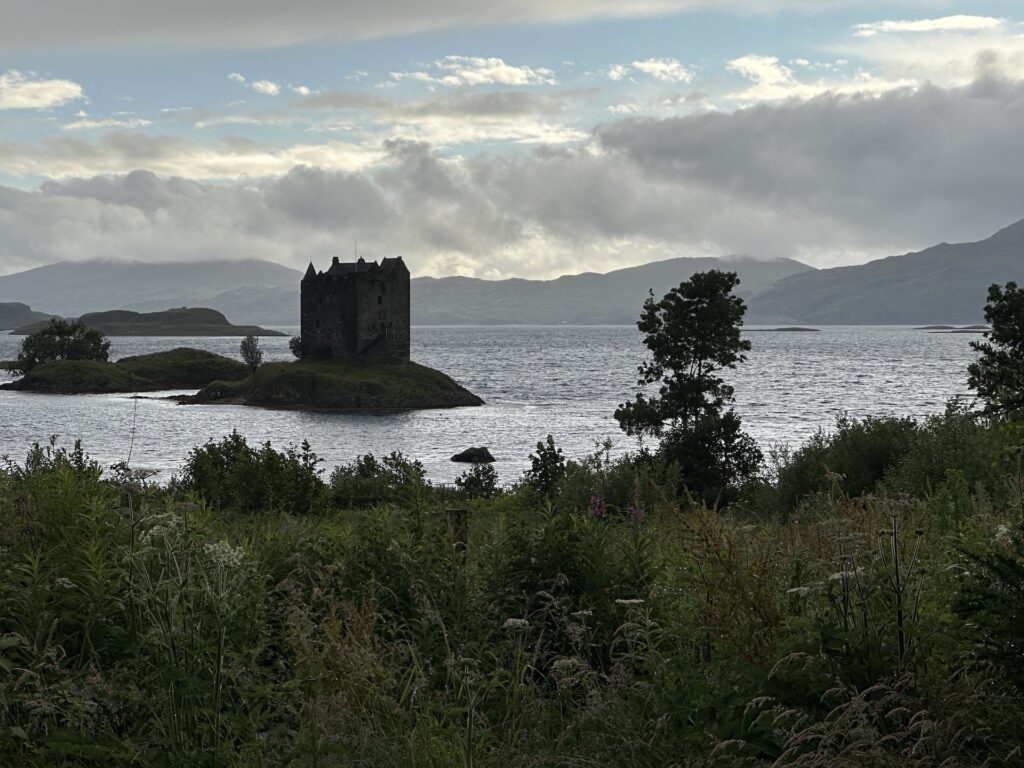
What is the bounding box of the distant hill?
[0,259,301,321]
[13,308,285,337]
[0,302,55,330]
[410,256,812,325]
[0,256,812,326]
[747,219,1024,324]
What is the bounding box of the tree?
[15,319,110,374]
[289,335,302,359]
[968,281,1024,415]
[240,334,263,374]
[615,270,761,501]
[525,434,566,498]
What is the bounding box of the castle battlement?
[300,255,410,360]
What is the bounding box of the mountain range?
[1,217,1021,326]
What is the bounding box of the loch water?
[0,326,978,483]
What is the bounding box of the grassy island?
[12,307,285,337]
[187,356,484,410]
[0,347,247,393]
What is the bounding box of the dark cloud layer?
[2,76,1023,278]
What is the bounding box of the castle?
[300,255,410,361]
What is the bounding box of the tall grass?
[2,408,1024,766]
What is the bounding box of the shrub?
[953,531,1024,688]
[774,414,919,510]
[329,451,428,507]
[455,462,500,499]
[524,434,566,498]
[15,318,110,374]
[177,430,325,514]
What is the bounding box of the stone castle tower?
[300,255,410,360]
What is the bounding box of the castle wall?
[300,257,410,361]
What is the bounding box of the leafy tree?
[615,270,761,501]
[456,462,500,499]
[969,281,1024,415]
[289,335,302,359]
[15,318,110,374]
[240,334,263,374]
[525,434,566,498]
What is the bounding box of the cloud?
[853,15,1003,37]
[64,117,154,130]
[291,85,312,96]
[0,1,917,50]
[631,57,693,82]
[227,72,246,83]
[836,19,1024,86]
[0,70,83,110]
[726,54,913,100]
[250,79,281,95]
[607,64,628,81]
[392,56,557,87]
[0,132,382,180]
[6,76,1024,279]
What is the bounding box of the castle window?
[377,295,383,305]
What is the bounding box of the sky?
[2,0,1024,279]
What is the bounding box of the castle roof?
[303,262,317,281]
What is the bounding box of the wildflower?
[614,598,644,606]
[994,524,1013,545]
[827,568,863,582]
[502,618,531,632]
[786,586,811,597]
[588,495,606,520]
[55,577,76,590]
[204,540,246,568]
[628,504,646,525]
[571,610,593,620]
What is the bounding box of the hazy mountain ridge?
[410,257,811,325]
[746,219,1024,324]
[3,215,1023,326]
[0,256,813,326]
[0,302,55,330]
[0,259,302,320]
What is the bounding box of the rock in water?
[451,447,495,463]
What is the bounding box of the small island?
[745,326,820,332]
[12,307,284,337]
[1,348,248,394]
[183,357,483,410]
[183,256,483,411]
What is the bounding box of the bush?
[774,414,919,510]
[177,430,325,514]
[524,434,566,498]
[15,318,110,374]
[329,451,428,507]
[954,531,1024,688]
[455,462,500,499]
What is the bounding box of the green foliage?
[239,333,263,374]
[15,318,110,374]
[289,335,302,358]
[177,430,325,514]
[615,270,761,503]
[524,434,566,498]
[774,414,919,510]
[954,530,1024,688]
[329,451,428,507]
[3,418,1024,766]
[455,462,499,499]
[969,281,1024,415]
